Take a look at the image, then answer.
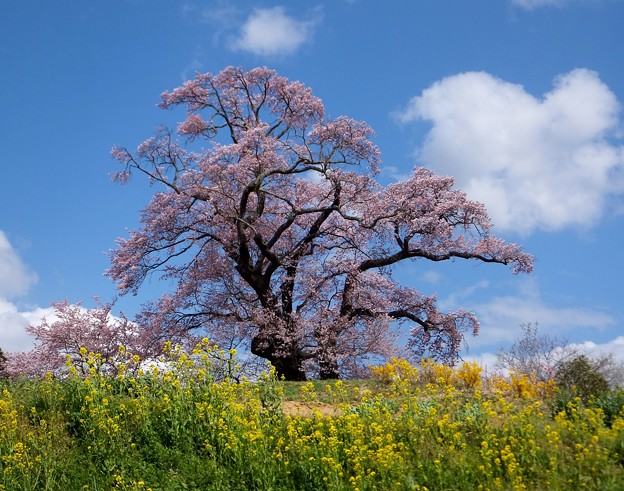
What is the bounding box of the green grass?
[1,353,623,490]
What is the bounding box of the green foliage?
[555,354,610,402]
[595,388,624,428]
[1,351,624,490]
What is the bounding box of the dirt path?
[282,401,342,417]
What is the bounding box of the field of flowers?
[1,343,623,490]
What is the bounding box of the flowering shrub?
[1,348,623,490]
[419,358,455,386]
[369,357,418,383]
[488,371,557,400]
[453,361,483,389]
[370,358,483,390]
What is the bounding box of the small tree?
[4,300,171,378]
[495,323,578,382]
[555,354,610,401]
[109,66,533,380]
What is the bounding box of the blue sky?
[1,0,623,367]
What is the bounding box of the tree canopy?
[109,66,533,380]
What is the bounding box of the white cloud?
[568,336,624,363]
[0,230,51,352]
[185,2,240,26]
[446,277,617,351]
[180,51,204,82]
[464,337,624,378]
[456,277,621,373]
[381,164,411,182]
[0,231,37,298]
[0,299,53,352]
[183,1,241,45]
[460,351,500,374]
[231,7,318,56]
[510,0,603,9]
[397,69,624,234]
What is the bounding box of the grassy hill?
[1,352,623,490]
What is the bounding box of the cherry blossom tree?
[4,300,166,378]
[109,66,533,380]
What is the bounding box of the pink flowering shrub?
[5,301,167,378]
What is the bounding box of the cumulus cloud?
[231,7,319,56]
[464,336,624,375]
[444,277,617,351]
[0,231,49,351]
[463,337,624,375]
[460,351,500,372]
[0,299,53,352]
[397,69,624,234]
[0,231,37,298]
[571,336,624,363]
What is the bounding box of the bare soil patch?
[282,401,342,417]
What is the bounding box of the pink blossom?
[5,300,165,378]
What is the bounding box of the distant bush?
[555,354,610,402]
[595,388,624,428]
[369,357,483,389]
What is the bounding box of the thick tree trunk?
[251,333,307,381]
[270,357,307,381]
[319,361,339,380]
[317,335,340,380]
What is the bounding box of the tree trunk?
[271,357,307,381]
[251,333,307,381]
[317,335,340,380]
[319,360,339,380]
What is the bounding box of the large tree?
[109,66,533,380]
